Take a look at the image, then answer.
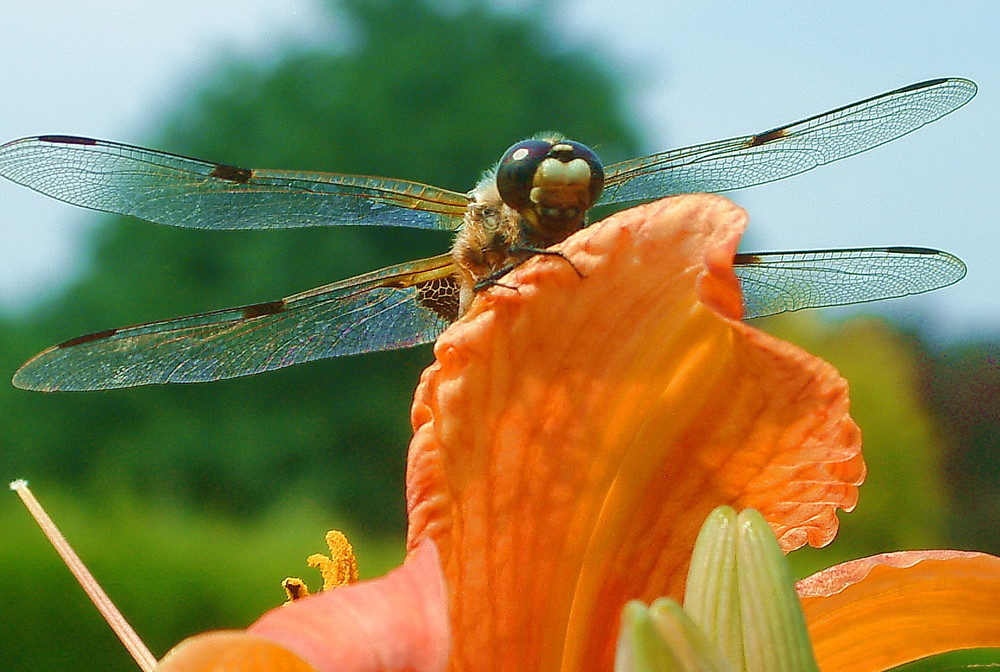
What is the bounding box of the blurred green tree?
[3,0,642,532]
[923,340,1000,554]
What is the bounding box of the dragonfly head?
[496,136,604,239]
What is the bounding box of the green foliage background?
[0,1,994,671]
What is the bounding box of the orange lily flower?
[157,195,1000,672]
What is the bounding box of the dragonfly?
[0,77,974,391]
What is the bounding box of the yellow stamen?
[308,530,360,590]
[281,577,311,602]
[282,530,359,602]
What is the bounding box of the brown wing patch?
[210,163,253,184]
[57,328,118,348]
[241,300,286,319]
[416,275,461,322]
[368,253,460,322]
[38,135,98,146]
[747,127,788,147]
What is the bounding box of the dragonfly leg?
[518,247,586,279]
[473,270,520,294]
[473,246,586,294]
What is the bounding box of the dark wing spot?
[242,300,286,319]
[895,78,947,94]
[210,163,254,184]
[747,127,788,147]
[733,253,761,265]
[38,135,98,145]
[883,246,937,254]
[417,276,461,322]
[58,328,118,348]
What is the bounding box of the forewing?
[736,247,967,319]
[599,78,977,205]
[13,254,460,391]
[0,135,469,230]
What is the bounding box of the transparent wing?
[599,78,977,205]
[13,254,460,391]
[0,135,470,230]
[735,246,967,319]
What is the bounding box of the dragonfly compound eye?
[496,138,605,224]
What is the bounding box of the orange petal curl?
[157,631,319,672]
[158,541,449,672]
[798,550,1000,672]
[406,195,864,672]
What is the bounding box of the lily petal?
[158,540,450,672]
[798,550,1000,672]
[158,631,319,672]
[407,195,864,672]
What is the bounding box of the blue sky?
[1,0,997,339]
